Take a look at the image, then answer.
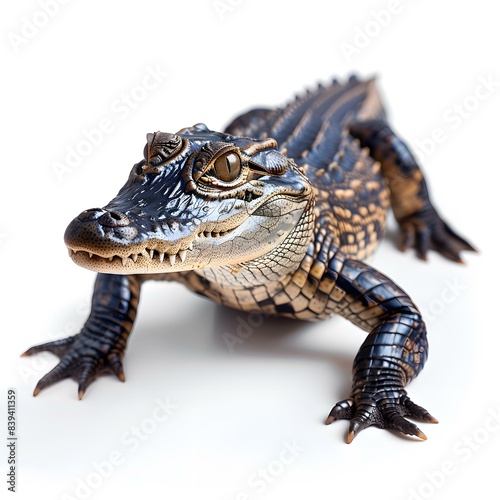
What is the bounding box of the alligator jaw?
[65,223,244,274]
[67,244,194,274]
[65,200,307,275]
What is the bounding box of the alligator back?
[225,77,391,260]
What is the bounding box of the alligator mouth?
[68,246,192,267]
[65,190,307,274]
[66,226,239,271]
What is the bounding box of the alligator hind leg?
[23,273,141,399]
[349,120,476,262]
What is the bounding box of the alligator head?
[64,124,314,275]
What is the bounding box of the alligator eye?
[213,152,241,182]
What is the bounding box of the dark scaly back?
[225,76,391,260]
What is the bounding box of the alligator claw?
[326,391,437,443]
[397,207,476,263]
[23,334,125,399]
[22,336,77,358]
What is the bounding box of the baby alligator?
[24,76,475,443]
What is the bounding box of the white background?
[1,1,497,499]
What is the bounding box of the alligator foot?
[22,334,126,399]
[397,206,476,263]
[326,390,438,443]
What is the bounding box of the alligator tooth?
[68,249,73,257]
[179,249,187,263]
[109,256,114,262]
[72,249,77,254]
[158,252,165,263]
[149,249,155,259]
[169,254,176,266]
[121,258,128,267]
[88,252,93,259]
[187,242,193,251]
[132,254,138,263]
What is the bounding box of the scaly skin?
[24,76,474,443]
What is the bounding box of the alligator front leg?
[314,250,437,442]
[349,119,476,262]
[23,273,141,399]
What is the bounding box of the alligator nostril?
[98,210,130,227]
[77,208,106,222]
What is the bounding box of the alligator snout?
[65,208,139,254]
[76,208,131,227]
